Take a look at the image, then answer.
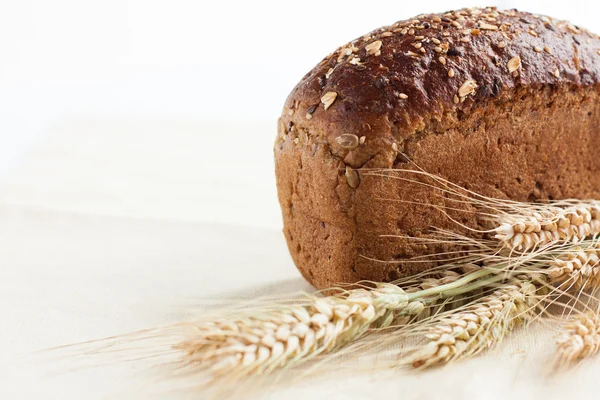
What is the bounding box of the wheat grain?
[494,204,600,251]
[410,281,538,367]
[548,242,600,290]
[557,311,600,363]
[179,283,424,374]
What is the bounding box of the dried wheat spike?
[494,204,600,251]
[548,244,600,290]
[179,283,424,374]
[557,312,600,363]
[411,281,537,368]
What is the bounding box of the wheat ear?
[409,280,538,368]
[494,204,600,251]
[547,242,600,290]
[179,283,425,375]
[177,266,508,376]
[556,311,600,363]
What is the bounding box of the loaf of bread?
[274,7,600,289]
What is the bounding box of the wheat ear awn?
[409,280,538,368]
[557,311,600,363]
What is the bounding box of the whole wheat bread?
[274,7,600,289]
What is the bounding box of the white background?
[2,2,600,399]
[1,0,600,229]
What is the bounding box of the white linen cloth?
[1,118,599,399]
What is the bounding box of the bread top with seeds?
[278,7,600,161]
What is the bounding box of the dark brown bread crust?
[274,7,600,289]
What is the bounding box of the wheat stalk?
[494,204,600,251]
[409,280,538,368]
[556,311,600,363]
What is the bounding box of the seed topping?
[305,105,317,120]
[458,80,478,98]
[335,134,360,150]
[321,92,338,110]
[507,56,521,73]
[345,166,360,188]
[365,40,383,56]
[479,22,498,30]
